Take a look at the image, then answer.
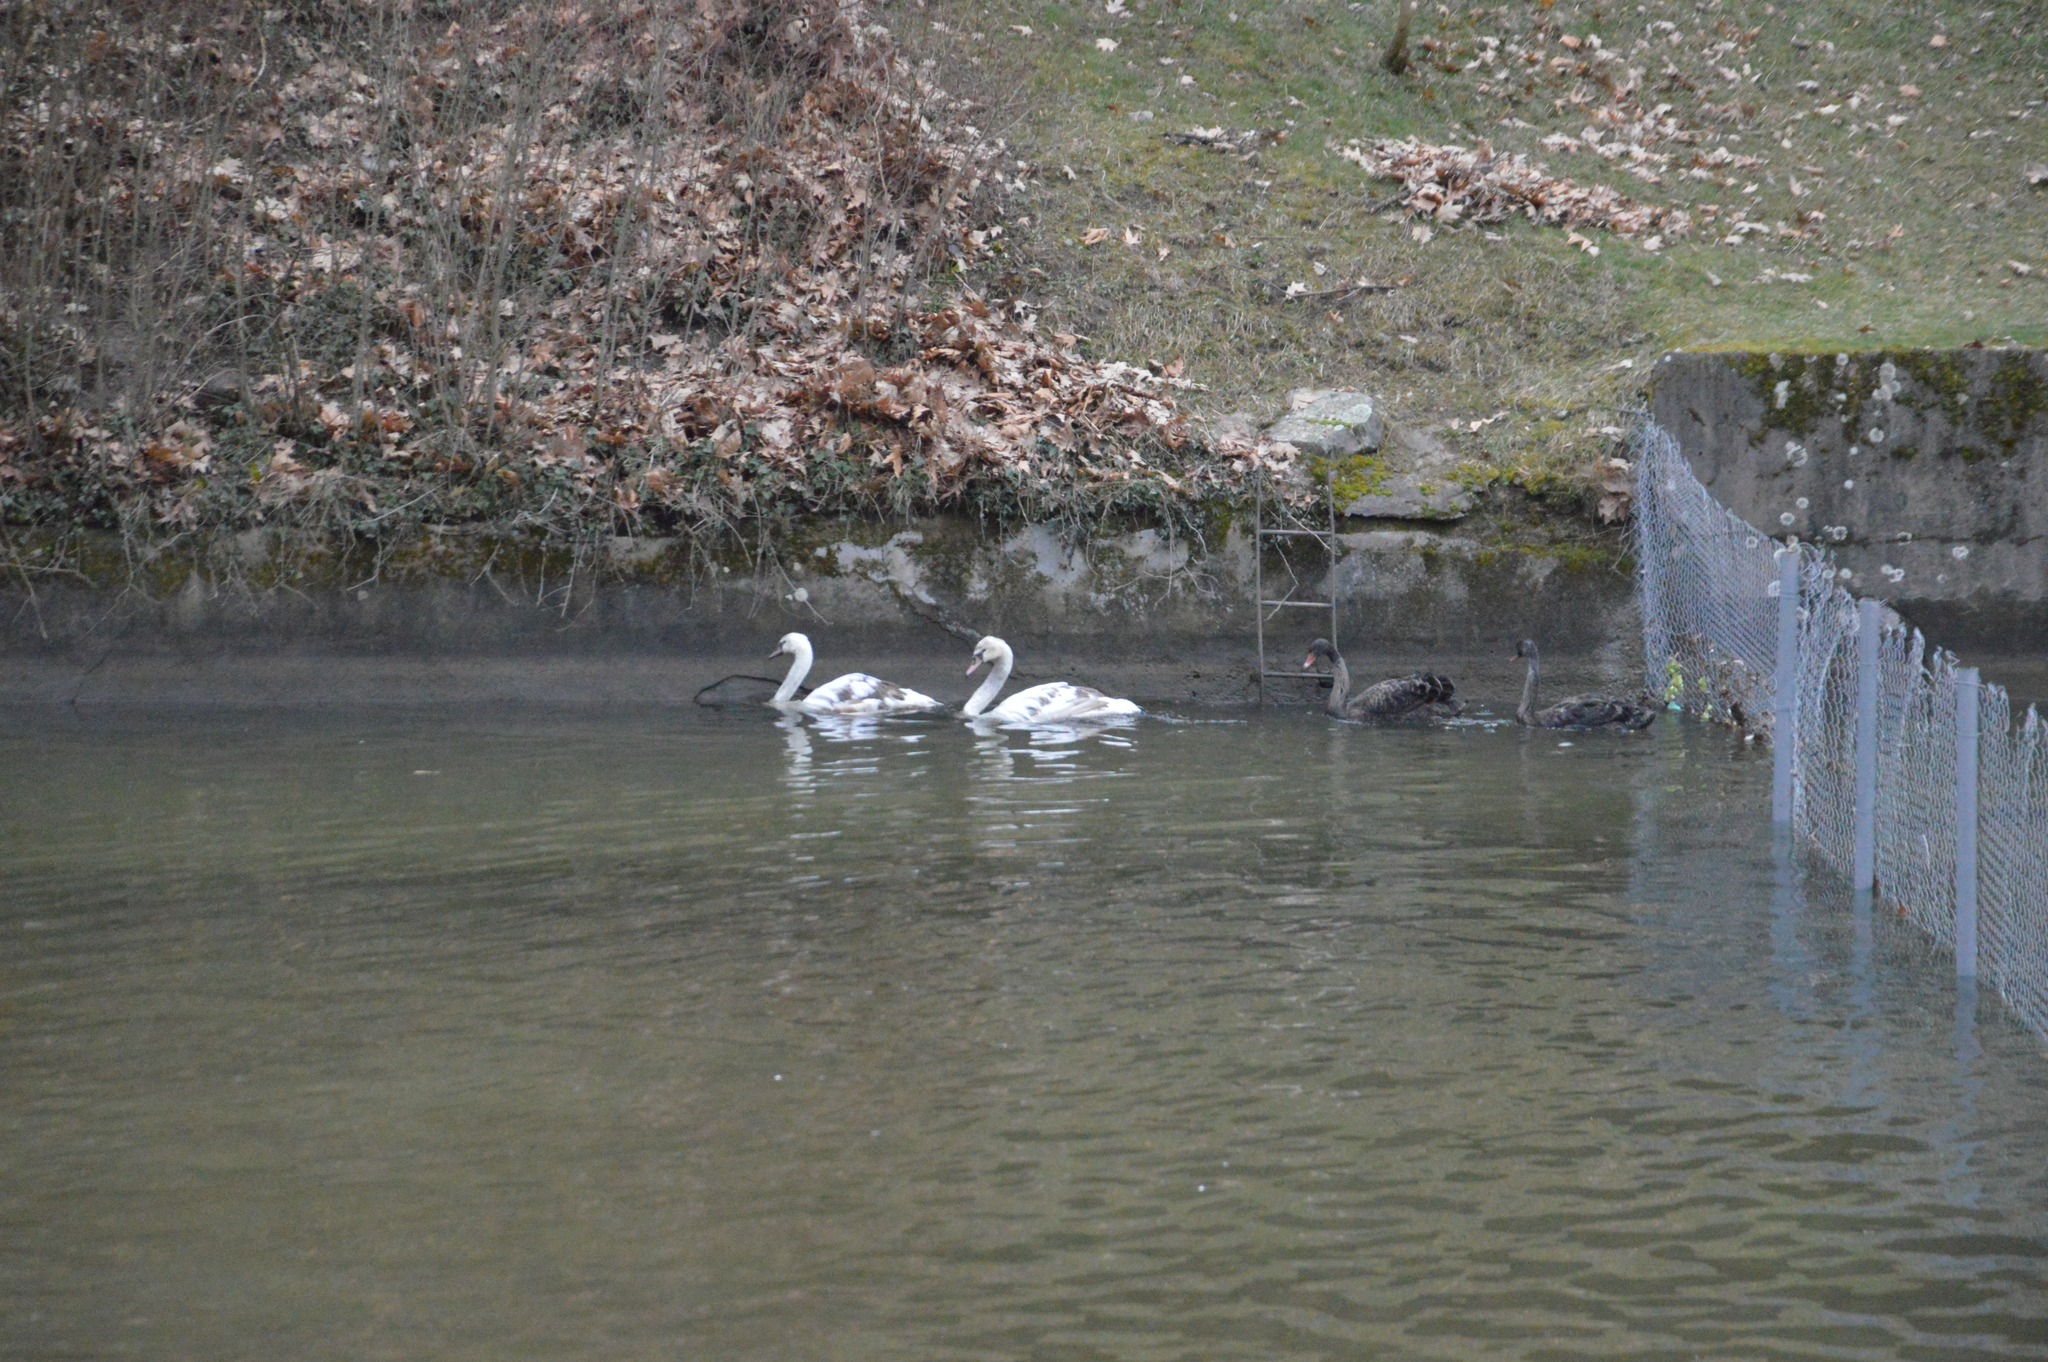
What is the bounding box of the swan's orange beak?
[966,656,984,677]
[1301,654,1317,670]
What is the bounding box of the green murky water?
[3,707,2046,1360]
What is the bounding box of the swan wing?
[800,672,943,716]
[989,682,1140,724]
[1540,693,1657,730]
[1349,673,1458,721]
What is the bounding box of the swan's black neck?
[1518,656,1539,727]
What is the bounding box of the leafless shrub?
[1,0,1256,593]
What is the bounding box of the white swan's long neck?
[962,643,1014,717]
[773,636,814,704]
[1518,655,1539,726]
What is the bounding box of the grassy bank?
[924,0,2044,492]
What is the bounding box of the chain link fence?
[1635,419,2048,1039]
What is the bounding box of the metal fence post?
[1634,431,1665,698]
[1254,473,1265,707]
[1955,666,1980,980]
[1853,599,1881,892]
[1772,548,1800,826]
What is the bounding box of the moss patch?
[1985,357,2048,452]
[1735,352,1841,439]
[1710,349,2045,462]
[1894,352,1974,427]
[1306,454,1388,504]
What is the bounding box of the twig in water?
[67,646,114,707]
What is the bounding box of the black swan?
[1513,639,1655,731]
[1301,638,1461,722]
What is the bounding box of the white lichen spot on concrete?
[832,531,936,604]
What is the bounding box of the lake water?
[4,706,2047,1361]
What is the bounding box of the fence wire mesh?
[1634,420,2048,1038]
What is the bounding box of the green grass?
[922,0,2046,495]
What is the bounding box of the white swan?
[768,633,943,716]
[960,636,1141,724]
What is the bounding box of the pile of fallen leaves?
[1337,137,1692,249]
[1390,5,1975,255]
[0,0,1284,545]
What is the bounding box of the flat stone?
[1210,410,1262,443]
[1340,422,1475,522]
[1265,388,1384,458]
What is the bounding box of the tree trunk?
[1383,0,1417,76]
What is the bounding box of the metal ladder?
[1253,466,1340,705]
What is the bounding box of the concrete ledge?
[0,515,1636,706]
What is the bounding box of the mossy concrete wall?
[1650,348,2048,651]
[0,516,1635,705]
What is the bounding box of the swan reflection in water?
[776,710,939,794]
[774,703,1134,800]
[968,715,1138,783]
[778,713,817,793]
[961,719,1136,870]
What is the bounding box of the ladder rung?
[1260,599,1337,609]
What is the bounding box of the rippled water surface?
[4,706,2048,1361]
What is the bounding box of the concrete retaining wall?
[0,517,1636,706]
[1650,348,2048,652]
